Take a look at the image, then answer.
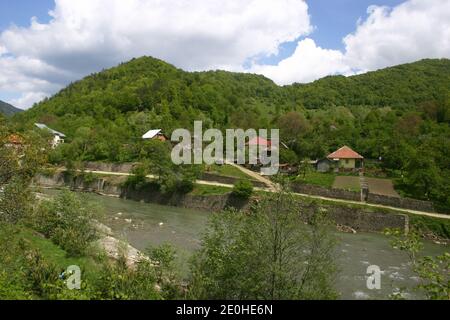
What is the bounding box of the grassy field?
[18,228,102,277]
[333,176,361,192]
[206,164,252,180]
[365,177,400,197]
[295,172,336,188]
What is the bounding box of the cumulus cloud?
[251,0,450,84]
[343,0,450,71]
[250,38,351,85]
[0,0,312,108]
[10,92,49,110]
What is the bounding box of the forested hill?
[17,57,450,131]
[0,100,21,116]
[288,59,450,109]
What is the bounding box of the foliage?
[0,129,49,187]
[124,140,200,194]
[190,184,231,196]
[0,177,34,224]
[148,244,184,299]
[295,171,336,188]
[94,256,161,300]
[297,158,312,179]
[0,127,50,224]
[384,228,449,300]
[232,180,254,199]
[124,163,150,190]
[189,185,338,300]
[30,190,101,257]
[0,223,94,300]
[279,148,299,165]
[206,164,252,180]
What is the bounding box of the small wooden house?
[327,146,364,171]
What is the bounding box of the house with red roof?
[247,136,272,150]
[326,146,364,171]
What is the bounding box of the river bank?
[33,171,450,242]
[37,188,450,300]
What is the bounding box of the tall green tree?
[189,183,338,300]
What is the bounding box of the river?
[42,189,448,300]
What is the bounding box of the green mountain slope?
[289,59,450,109]
[13,56,449,138]
[18,57,450,126]
[0,100,21,116]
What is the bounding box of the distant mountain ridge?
[14,57,450,132]
[0,100,21,116]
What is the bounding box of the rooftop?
[327,146,364,159]
[35,123,66,137]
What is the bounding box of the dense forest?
[0,100,20,116]
[10,57,450,210]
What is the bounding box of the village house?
[246,136,289,152]
[4,134,25,150]
[35,123,66,148]
[142,129,168,142]
[326,146,364,172]
[247,136,272,151]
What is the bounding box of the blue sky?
[0,0,54,31]
[0,0,449,109]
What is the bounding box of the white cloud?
[343,0,450,71]
[0,0,311,109]
[250,38,351,85]
[10,92,49,110]
[251,0,450,84]
[1,0,450,109]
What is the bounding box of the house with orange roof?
[326,145,364,171]
[6,134,24,145]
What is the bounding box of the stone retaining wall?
[83,162,136,174]
[291,183,361,202]
[367,193,434,212]
[290,182,435,212]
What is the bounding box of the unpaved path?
[224,161,278,191]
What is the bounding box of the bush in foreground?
[232,180,254,199]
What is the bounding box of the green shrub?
[175,179,195,194]
[124,164,148,190]
[31,190,100,257]
[94,256,161,300]
[232,180,254,199]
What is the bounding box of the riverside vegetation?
[0,124,338,300]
